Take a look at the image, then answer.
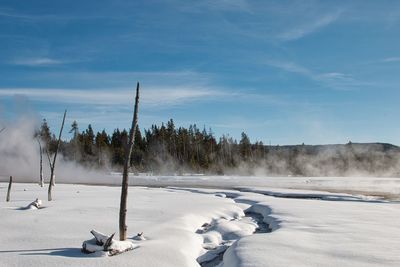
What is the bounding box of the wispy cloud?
[0,9,37,20]
[0,87,230,107]
[264,60,360,90]
[277,11,342,41]
[383,57,400,63]
[265,61,312,76]
[211,117,271,130]
[0,8,120,22]
[11,57,64,67]
[179,0,252,13]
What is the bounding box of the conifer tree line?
[37,118,400,176]
[37,118,265,174]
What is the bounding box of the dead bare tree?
[119,82,140,241]
[6,176,12,202]
[48,110,67,201]
[37,138,44,187]
[45,144,54,187]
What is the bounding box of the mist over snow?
[0,114,105,184]
[0,116,39,179]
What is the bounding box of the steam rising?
[0,116,106,184]
[225,143,400,177]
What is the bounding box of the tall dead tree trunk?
[6,176,12,202]
[119,82,140,241]
[48,110,67,201]
[37,139,44,187]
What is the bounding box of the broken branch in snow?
[133,232,146,241]
[103,233,115,251]
[91,229,112,245]
[23,198,42,210]
[82,230,137,256]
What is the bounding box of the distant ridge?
[270,142,400,152]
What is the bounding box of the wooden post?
[6,176,12,202]
[119,82,140,241]
[48,110,67,201]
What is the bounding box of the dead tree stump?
[119,82,140,241]
[37,139,44,187]
[6,176,12,202]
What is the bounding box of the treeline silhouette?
[38,118,400,176]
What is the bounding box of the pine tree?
[239,132,251,160]
[69,120,79,139]
[95,129,110,166]
[83,124,95,156]
[40,119,52,148]
[69,120,80,161]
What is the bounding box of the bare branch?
[51,110,67,172]
[48,110,67,201]
[45,149,52,169]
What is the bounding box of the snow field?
[0,183,255,267]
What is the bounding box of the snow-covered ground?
[1,178,400,266]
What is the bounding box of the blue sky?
[1,0,400,145]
